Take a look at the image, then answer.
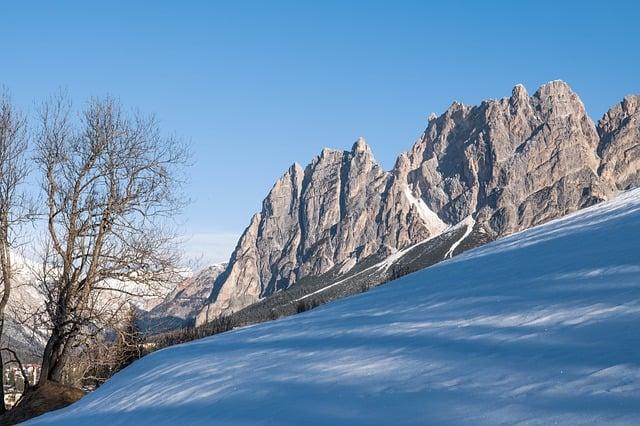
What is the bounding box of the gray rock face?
[196,139,445,324]
[407,81,610,236]
[597,95,640,190]
[196,81,640,325]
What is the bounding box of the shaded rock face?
[407,81,609,236]
[597,95,640,190]
[196,81,640,325]
[151,263,227,321]
[197,139,445,324]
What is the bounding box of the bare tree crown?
[34,94,189,384]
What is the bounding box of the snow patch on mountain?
[403,185,448,235]
[444,215,475,258]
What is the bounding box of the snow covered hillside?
[28,189,640,425]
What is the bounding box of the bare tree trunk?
[37,297,71,386]
[37,329,63,386]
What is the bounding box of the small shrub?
[268,309,281,320]
[296,298,319,313]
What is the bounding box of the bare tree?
[78,307,144,390]
[33,94,188,386]
[0,90,31,413]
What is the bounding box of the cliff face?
[197,139,446,323]
[196,81,640,325]
[597,95,640,191]
[406,81,610,236]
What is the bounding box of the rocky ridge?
[139,263,228,332]
[194,81,639,325]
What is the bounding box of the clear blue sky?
[1,1,639,263]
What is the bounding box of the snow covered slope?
[28,189,640,425]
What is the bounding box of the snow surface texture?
[28,189,640,425]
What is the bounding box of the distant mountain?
[30,188,640,425]
[144,263,226,331]
[1,256,48,362]
[196,81,640,325]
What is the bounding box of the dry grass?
[0,381,85,426]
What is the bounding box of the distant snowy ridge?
[28,188,640,425]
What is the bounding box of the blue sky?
[1,1,639,263]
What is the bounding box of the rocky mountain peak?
[443,100,470,120]
[533,79,591,122]
[622,95,640,115]
[535,79,572,94]
[197,142,393,324]
[320,147,339,159]
[511,83,528,98]
[352,136,372,155]
[509,83,530,112]
[289,162,304,175]
[598,94,640,136]
[196,81,640,326]
[393,152,410,178]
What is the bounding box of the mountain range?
[151,80,640,327]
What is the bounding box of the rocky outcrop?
[378,152,447,251]
[196,81,640,325]
[196,139,445,324]
[597,95,640,190]
[407,81,611,236]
